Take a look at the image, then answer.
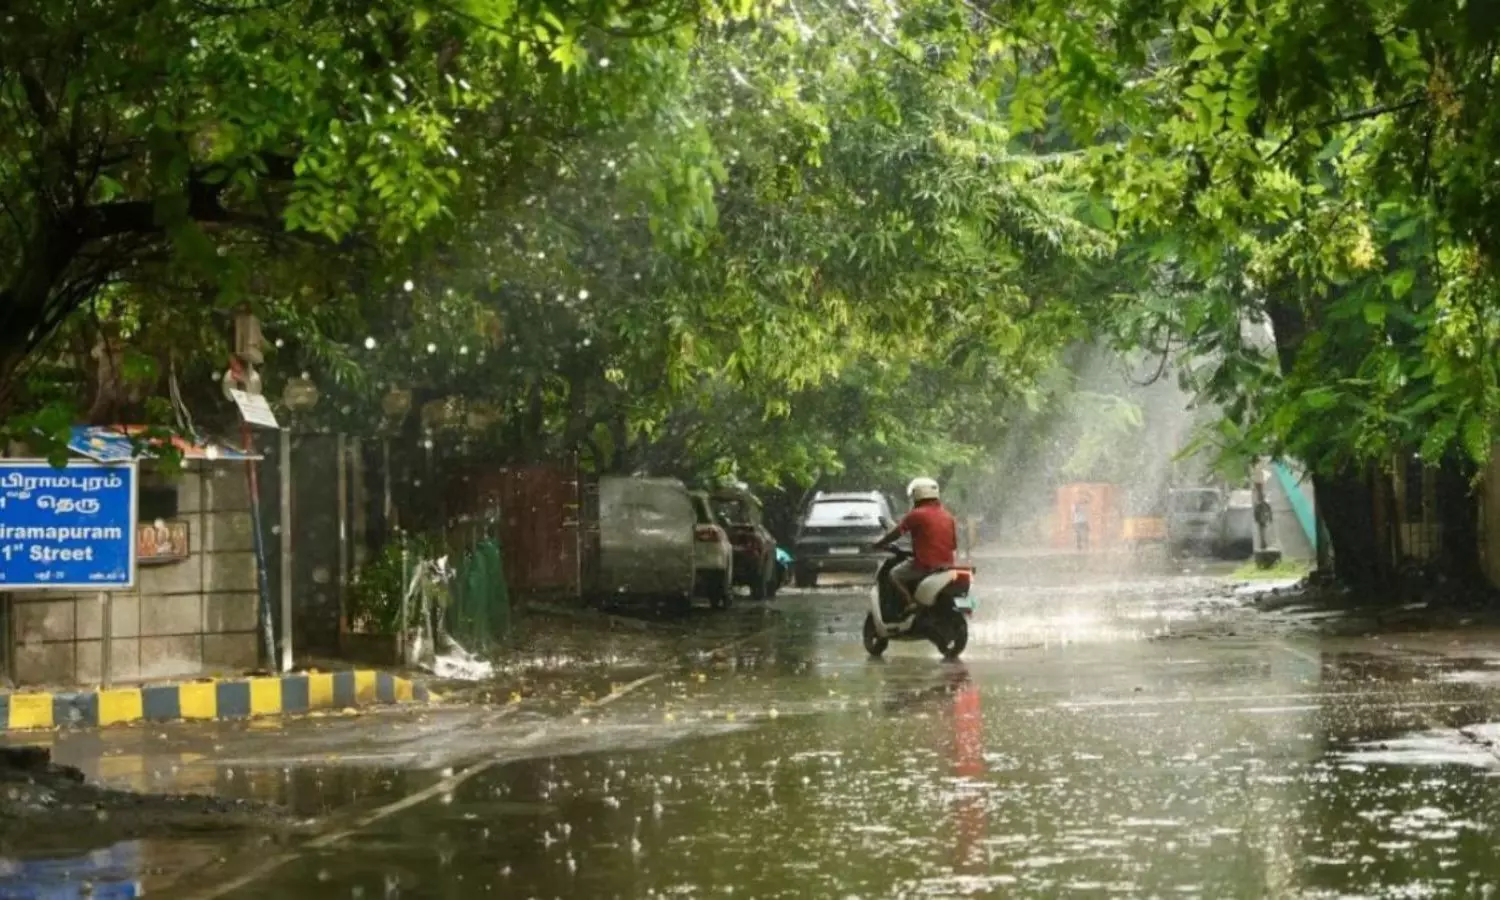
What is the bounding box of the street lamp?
[382,387,412,425]
[282,375,321,415]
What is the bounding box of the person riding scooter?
[871,477,959,609]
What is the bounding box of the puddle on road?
[1334,723,1500,771]
[18,581,1500,898]
[953,577,1247,650]
[145,664,1500,899]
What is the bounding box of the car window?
[690,496,712,524]
[628,501,671,522]
[711,497,751,525]
[806,501,883,524]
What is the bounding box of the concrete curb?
[0,671,434,731]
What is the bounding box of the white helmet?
[907,477,940,503]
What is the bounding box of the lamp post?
[278,375,320,672]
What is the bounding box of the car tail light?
[695,525,722,543]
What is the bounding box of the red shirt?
[900,502,958,569]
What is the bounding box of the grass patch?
[1231,558,1312,581]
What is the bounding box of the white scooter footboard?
[870,584,913,638]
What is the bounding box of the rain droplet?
[426,343,437,354]
[364,337,377,349]
[403,280,414,292]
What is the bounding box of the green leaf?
[1464,416,1491,463]
[1303,387,1338,410]
[96,174,125,201]
[1362,303,1386,326]
[1087,201,1114,230]
[1388,268,1416,299]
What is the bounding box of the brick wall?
[7,461,262,687]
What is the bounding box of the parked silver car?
[595,476,697,611]
[690,490,734,609]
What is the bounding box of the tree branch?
[18,72,56,128]
[1267,97,1425,160]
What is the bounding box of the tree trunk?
[0,223,86,412]
[1313,464,1384,592]
[1434,453,1483,584]
[606,414,630,474]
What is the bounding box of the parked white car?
[690,491,734,608]
[595,476,697,612]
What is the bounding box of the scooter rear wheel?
[862,613,889,657]
[934,612,968,660]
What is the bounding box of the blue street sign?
[0,460,137,590]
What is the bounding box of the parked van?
[1220,489,1255,559]
[1167,487,1225,558]
[593,476,696,610]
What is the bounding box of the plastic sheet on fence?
[401,541,509,681]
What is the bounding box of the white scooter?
[863,546,976,660]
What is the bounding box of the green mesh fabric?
[447,538,511,651]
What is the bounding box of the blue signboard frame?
[0,460,138,590]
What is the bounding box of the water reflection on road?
[18,568,1500,898]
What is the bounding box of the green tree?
[0,0,711,426]
[979,0,1500,585]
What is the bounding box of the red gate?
[447,456,581,601]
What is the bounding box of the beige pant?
[890,560,936,603]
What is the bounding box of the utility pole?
[225,308,282,669]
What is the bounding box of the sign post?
[0,460,137,688]
[225,347,280,671]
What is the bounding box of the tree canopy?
[8,0,1500,578]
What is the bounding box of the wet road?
[15,566,1500,898]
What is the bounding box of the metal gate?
[447,457,582,602]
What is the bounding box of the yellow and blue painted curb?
[0,670,433,730]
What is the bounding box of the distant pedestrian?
[1072,496,1091,552]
